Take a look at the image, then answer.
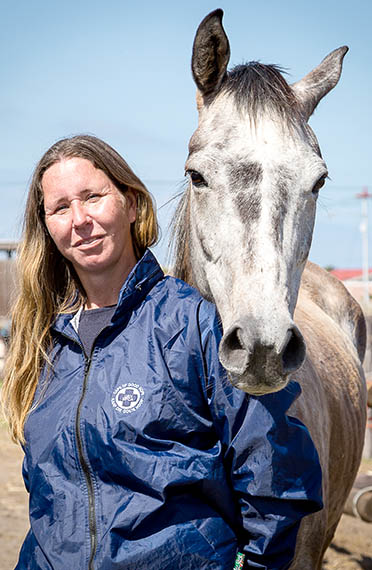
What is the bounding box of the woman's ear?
[125,189,137,224]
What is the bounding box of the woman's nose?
[71,201,92,228]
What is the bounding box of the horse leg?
[289,511,327,570]
[316,519,343,568]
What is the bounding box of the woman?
[2,135,322,570]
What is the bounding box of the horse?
[171,10,367,569]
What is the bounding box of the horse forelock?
[217,62,303,127]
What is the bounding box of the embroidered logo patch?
[111,383,145,414]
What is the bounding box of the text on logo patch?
[111,383,145,414]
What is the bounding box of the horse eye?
[312,175,327,195]
[186,170,208,188]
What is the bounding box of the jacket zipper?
[59,320,120,568]
[75,353,97,570]
[58,329,98,570]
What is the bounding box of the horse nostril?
[224,327,243,351]
[281,327,306,373]
[219,326,249,375]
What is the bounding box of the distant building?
[0,258,17,325]
[0,242,18,333]
[0,240,18,259]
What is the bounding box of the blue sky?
[1,0,371,268]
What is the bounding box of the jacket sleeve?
[198,301,323,570]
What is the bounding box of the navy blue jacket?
[17,250,322,570]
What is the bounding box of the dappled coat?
[17,250,322,570]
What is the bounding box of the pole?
[356,187,372,306]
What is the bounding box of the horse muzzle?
[218,317,306,394]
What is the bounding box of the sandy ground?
[0,425,29,570]
[0,424,371,570]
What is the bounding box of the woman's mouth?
[74,236,104,248]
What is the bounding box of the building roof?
[331,268,372,281]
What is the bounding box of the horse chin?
[228,372,290,396]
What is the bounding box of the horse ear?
[292,46,348,121]
[191,9,230,97]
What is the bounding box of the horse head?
[173,9,348,395]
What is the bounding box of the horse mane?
[170,62,302,282]
[170,185,193,283]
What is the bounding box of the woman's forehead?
[42,158,109,193]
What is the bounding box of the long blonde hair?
[1,135,158,443]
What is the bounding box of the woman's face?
[42,157,137,282]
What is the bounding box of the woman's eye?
[312,175,327,196]
[86,193,101,202]
[186,170,208,188]
[55,204,69,214]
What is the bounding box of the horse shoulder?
[298,261,366,364]
[292,291,366,445]
[293,266,367,425]
[289,265,367,568]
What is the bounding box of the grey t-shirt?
[78,305,116,356]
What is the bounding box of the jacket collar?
[114,248,164,320]
[53,249,164,336]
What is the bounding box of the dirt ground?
[0,424,371,570]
